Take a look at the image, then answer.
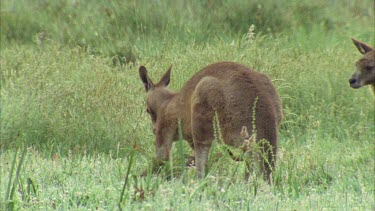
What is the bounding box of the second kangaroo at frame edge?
[349,38,375,94]
[139,62,282,181]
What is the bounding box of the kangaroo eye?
[146,108,156,119]
[365,66,373,72]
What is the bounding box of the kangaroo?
[349,38,375,94]
[139,62,282,181]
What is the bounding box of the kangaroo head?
[349,38,375,89]
[139,65,175,135]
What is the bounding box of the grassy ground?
[1,0,374,210]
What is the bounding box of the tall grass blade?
[118,142,136,210]
[6,144,27,211]
[26,177,37,202]
[4,149,18,211]
[5,150,17,202]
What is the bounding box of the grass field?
[1,0,374,210]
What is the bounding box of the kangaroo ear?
[352,38,374,54]
[157,65,172,87]
[139,66,154,92]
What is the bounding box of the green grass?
[1,0,374,210]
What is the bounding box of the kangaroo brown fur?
[139,62,282,181]
[349,38,375,94]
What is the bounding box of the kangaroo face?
[350,51,375,88]
[145,88,173,134]
[349,39,375,89]
[146,87,176,162]
[139,65,175,162]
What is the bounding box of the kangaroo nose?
[349,78,356,84]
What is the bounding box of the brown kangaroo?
[349,38,375,94]
[139,62,282,181]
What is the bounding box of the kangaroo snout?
[349,77,360,88]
